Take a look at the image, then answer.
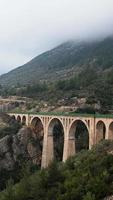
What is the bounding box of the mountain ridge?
[0,37,113,86]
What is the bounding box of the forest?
[0,140,113,200]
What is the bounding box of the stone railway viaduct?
[8,112,113,168]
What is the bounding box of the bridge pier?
[41,126,48,168]
[89,118,95,149]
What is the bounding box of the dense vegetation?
[1,66,113,112]
[1,140,113,200]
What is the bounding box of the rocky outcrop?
[0,135,15,170]
[0,126,42,171]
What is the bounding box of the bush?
[1,141,113,200]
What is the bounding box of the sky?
[0,0,113,75]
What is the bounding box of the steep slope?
[0,37,113,86]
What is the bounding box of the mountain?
[0,37,113,86]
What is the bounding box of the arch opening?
[96,121,106,143]
[17,115,21,123]
[48,118,64,162]
[22,116,26,125]
[108,122,113,140]
[31,117,44,166]
[69,120,89,155]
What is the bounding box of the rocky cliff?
[0,113,43,190]
[0,126,42,171]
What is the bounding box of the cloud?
[0,0,113,74]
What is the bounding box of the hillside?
[0,37,113,86]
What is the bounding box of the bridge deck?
[7,111,113,119]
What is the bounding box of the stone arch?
[47,118,64,164]
[31,116,43,127]
[17,115,21,123]
[96,120,106,143]
[68,119,89,156]
[31,117,44,166]
[108,122,113,140]
[22,116,26,125]
[31,117,44,138]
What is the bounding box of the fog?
[0,0,113,74]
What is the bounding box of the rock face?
[0,135,15,170]
[0,126,42,171]
[104,196,113,200]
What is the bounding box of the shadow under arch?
[108,122,113,140]
[31,117,44,135]
[47,118,64,163]
[31,117,44,166]
[96,120,106,143]
[68,119,89,156]
[22,116,26,125]
[17,115,21,123]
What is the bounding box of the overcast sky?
[0,0,113,75]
